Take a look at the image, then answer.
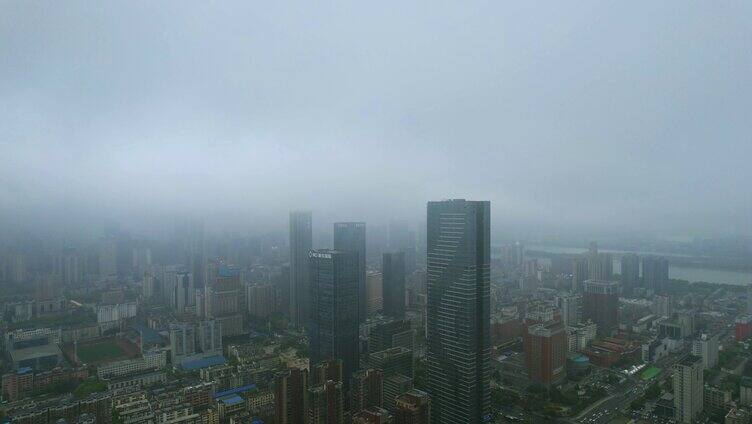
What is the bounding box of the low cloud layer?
[1,1,750,239]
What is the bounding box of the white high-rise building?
[652,294,672,318]
[557,294,581,326]
[692,334,719,369]
[673,355,703,423]
[197,320,222,355]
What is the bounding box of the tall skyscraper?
[572,257,588,292]
[588,253,613,281]
[366,271,384,316]
[582,280,619,336]
[556,294,581,327]
[383,252,406,319]
[187,219,206,289]
[523,320,567,385]
[620,253,640,294]
[334,222,367,324]
[289,211,312,328]
[309,249,359,391]
[643,256,669,294]
[175,272,194,313]
[275,366,309,424]
[692,334,719,369]
[352,369,384,412]
[673,355,704,423]
[169,323,196,363]
[308,380,345,424]
[98,237,118,278]
[204,265,244,337]
[389,220,417,273]
[426,199,490,423]
[588,241,598,257]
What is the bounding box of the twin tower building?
[289,199,491,423]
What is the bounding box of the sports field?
[76,341,127,363]
[641,366,661,381]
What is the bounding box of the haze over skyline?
[2,1,751,239]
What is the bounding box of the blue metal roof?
[180,354,227,370]
[219,394,244,406]
[213,384,257,399]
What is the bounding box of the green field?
[641,366,661,381]
[76,341,126,363]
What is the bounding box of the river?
[526,245,752,287]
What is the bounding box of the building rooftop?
[677,355,702,367]
[180,354,226,370]
[218,394,244,406]
[213,384,257,399]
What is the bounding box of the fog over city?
[2,1,751,239]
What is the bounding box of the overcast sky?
[1,1,750,239]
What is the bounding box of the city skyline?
[1,2,751,423]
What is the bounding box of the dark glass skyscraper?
[308,249,359,391]
[643,256,669,294]
[382,251,406,319]
[621,253,640,294]
[289,211,312,328]
[426,199,491,423]
[333,222,367,324]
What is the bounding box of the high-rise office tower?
[588,253,613,281]
[169,323,196,363]
[205,265,244,336]
[334,222,367,324]
[175,272,194,313]
[289,211,313,328]
[426,199,491,423]
[312,359,344,386]
[352,369,384,412]
[196,319,222,355]
[692,334,719,369]
[395,389,431,424]
[368,319,413,354]
[389,220,417,273]
[383,252,406,319]
[673,355,704,423]
[556,294,581,327]
[366,271,384,316]
[523,320,567,385]
[275,366,309,424]
[643,256,669,294]
[369,347,413,381]
[247,282,277,318]
[588,241,598,257]
[309,249,359,391]
[175,218,206,289]
[582,280,619,336]
[620,253,640,295]
[99,237,118,278]
[370,346,414,413]
[572,257,588,292]
[308,380,344,424]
